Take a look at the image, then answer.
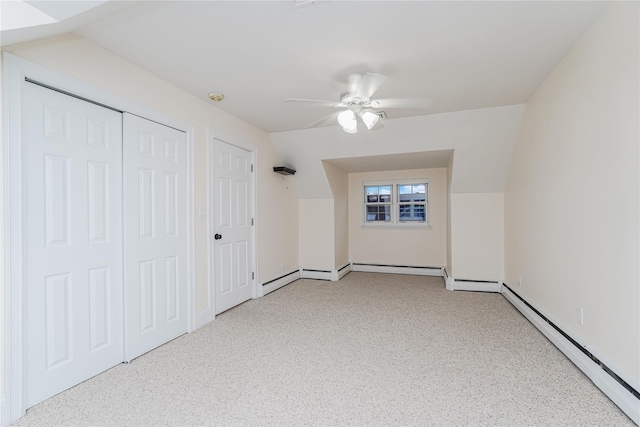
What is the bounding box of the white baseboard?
[298,264,351,282]
[449,278,502,293]
[262,270,301,295]
[195,308,212,330]
[351,263,443,277]
[337,263,351,280]
[502,285,639,425]
[446,276,455,291]
[300,269,334,281]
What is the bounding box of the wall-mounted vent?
[273,166,296,175]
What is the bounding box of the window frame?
[362,179,431,229]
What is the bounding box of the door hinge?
[251,218,254,226]
[252,272,255,280]
[251,164,254,172]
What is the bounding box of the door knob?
[214,233,222,240]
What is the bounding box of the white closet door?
[213,139,254,314]
[24,83,124,408]
[123,113,188,361]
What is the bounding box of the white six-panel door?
[123,113,188,361]
[24,83,124,408]
[213,139,254,314]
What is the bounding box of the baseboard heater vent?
[448,278,502,293]
[301,268,333,281]
[502,284,639,424]
[299,264,352,282]
[262,269,300,295]
[262,270,299,286]
[351,263,443,277]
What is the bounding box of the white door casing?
[123,113,188,361]
[23,82,124,408]
[213,139,255,314]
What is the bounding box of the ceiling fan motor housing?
[340,91,369,107]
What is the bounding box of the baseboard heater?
[351,263,443,277]
[502,284,640,424]
[301,268,333,281]
[449,278,502,293]
[261,269,300,295]
[300,264,352,281]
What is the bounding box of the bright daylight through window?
[364,181,429,227]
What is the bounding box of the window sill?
[361,224,432,230]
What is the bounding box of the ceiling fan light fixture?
[337,109,358,133]
[342,122,358,134]
[337,109,355,128]
[361,111,380,130]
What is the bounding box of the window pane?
[398,185,411,195]
[399,204,426,221]
[378,205,391,221]
[366,205,378,221]
[398,183,426,202]
[366,204,391,222]
[365,186,379,203]
[379,186,391,202]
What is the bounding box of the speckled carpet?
[14,272,633,426]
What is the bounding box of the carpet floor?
[14,272,634,426]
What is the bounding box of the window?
[365,185,392,222]
[363,180,429,227]
[398,183,426,222]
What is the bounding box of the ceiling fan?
[285,72,433,133]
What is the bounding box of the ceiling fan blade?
[354,72,386,99]
[285,98,345,108]
[371,98,434,109]
[305,111,339,129]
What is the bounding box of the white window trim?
[362,179,431,229]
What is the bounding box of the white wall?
[260,171,299,278]
[504,2,639,387]
[445,153,454,276]
[2,33,300,313]
[450,193,504,281]
[0,50,5,420]
[323,162,349,268]
[349,168,447,267]
[299,199,335,271]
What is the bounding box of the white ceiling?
[2,1,608,133]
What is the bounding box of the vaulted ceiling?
[2,1,609,133]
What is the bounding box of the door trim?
[1,53,196,424]
[203,129,258,327]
